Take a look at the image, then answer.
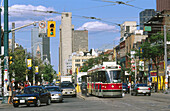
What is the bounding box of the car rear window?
[46,87,60,92]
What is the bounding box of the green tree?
[139,32,170,91]
[9,46,27,82]
[41,63,54,83]
[80,54,109,72]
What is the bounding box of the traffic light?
[9,56,13,65]
[47,21,56,37]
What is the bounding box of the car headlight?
[73,89,76,91]
[28,97,36,99]
[55,94,61,96]
[13,97,19,100]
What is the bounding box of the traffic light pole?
[0,8,2,97]
[2,0,9,104]
[164,25,168,92]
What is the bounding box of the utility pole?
[12,23,15,81]
[12,23,15,53]
[2,0,9,103]
[164,25,168,92]
[0,8,2,97]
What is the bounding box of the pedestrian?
[8,79,15,104]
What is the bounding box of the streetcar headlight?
[28,97,36,99]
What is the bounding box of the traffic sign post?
[39,21,46,37]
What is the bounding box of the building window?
[75,59,80,62]
[82,59,87,62]
[126,26,130,33]
[75,64,80,67]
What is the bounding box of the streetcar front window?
[110,71,121,83]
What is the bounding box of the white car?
[45,86,63,102]
[131,84,151,96]
[61,82,76,97]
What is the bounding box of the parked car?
[13,86,51,107]
[61,82,76,97]
[122,83,129,94]
[131,83,151,96]
[45,86,63,102]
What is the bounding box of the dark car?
[61,82,76,97]
[13,86,51,107]
[45,86,63,102]
[122,83,129,94]
[131,84,151,96]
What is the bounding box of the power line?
[93,0,142,9]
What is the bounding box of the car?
[131,83,151,96]
[45,86,63,102]
[13,86,51,107]
[122,83,129,94]
[61,82,76,97]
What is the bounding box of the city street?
[0,93,169,111]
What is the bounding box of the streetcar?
[87,62,123,97]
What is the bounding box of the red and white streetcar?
[87,62,123,97]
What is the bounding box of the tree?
[41,63,54,83]
[139,32,170,91]
[80,54,109,72]
[9,46,27,82]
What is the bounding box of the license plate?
[20,100,25,103]
[68,92,70,94]
[143,92,146,93]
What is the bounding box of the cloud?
[1,5,61,29]
[8,4,55,17]
[77,21,119,32]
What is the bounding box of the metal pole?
[12,23,15,81]
[164,25,168,92]
[25,49,28,81]
[0,8,2,97]
[135,58,137,84]
[3,0,9,103]
[12,23,15,53]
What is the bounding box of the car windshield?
[46,87,60,92]
[61,83,74,88]
[137,84,147,87]
[22,87,40,94]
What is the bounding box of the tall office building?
[139,9,156,30]
[31,27,51,63]
[59,12,74,75]
[157,0,170,12]
[72,30,88,52]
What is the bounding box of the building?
[125,30,148,83]
[59,12,89,75]
[144,10,170,89]
[139,9,156,30]
[119,21,137,81]
[71,50,97,76]
[120,21,137,43]
[9,39,19,49]
[31,27,51,63]
[157,0,170,12]
[72,30,88,52]
[59,12,74,75]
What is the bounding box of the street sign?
[144,26,151,31]
[39,21,46,34]
[167,41,170,45]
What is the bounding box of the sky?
[1,0,156,72]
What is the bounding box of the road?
[0,93,169,111]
